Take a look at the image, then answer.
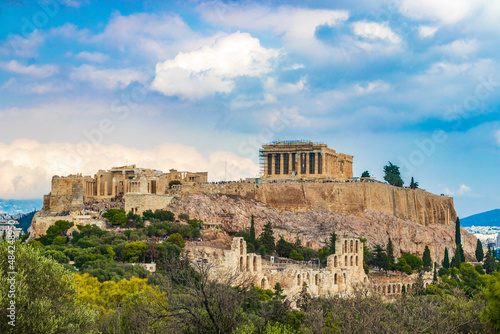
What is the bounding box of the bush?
[166,233,186,248]
[289,250,304,261]
[102,209,127,225]
[178,213,189,221]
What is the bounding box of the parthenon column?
[104,181,108,196]
[305,152,309,176]
[288,153,292,175]
[280,153,284,175]
[97,178,101,197]
[112,179,116,197]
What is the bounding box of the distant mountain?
[0,199,43,216]
[462,209,500,227]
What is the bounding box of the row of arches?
[332,255,359,267]
[296,272,321,287]
[341,239,360,254]
[240,255,259,272]
[376,282,431,295]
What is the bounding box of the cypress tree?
[443,247,450,269]
[422,246,432,271]
[249,215,256,248]
[328,231,337,254]
[475,239,484,262]
[458,243,466,263]
[386,237,395,266]
[259,222,276,255]
[455,217,461,246]
[433,262,438,282]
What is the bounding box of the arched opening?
[334,256,338,267]
[345,256,348,266]
[334,273,338,284]
[297,274,301,286]
[393,284,396,293]
[240,239,244,255]
[350,256,353,266]
[383,286,386,294]
[356,256,359,266]
[246,255,251,271]
[240,257,244,271]
[315,274,319,286]
[407,284,410,291]
[387,285,391,294]
[356,240,359,253]
[253,256,257,272]
[350,240,353,253]
[306,273,310,284]
[363,277,367,283]
[261,278,267,289]
[344,240,348,253]
[397,285,401,293]
[343,273,346,284]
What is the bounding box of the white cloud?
[418,26,438,38]
[76,51,109,63]
[435,40,479,59]
[352,21,401,44]
[0,31,45,57]
[458,184,472,195]
[0,139,258,199]
[399,0,475,24]
[152,32,279,99]
[354,80,391,94]
[495,130,500,145]
[0,60,58,78]
[70,64,147,89]
[265,107,310,128]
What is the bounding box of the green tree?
[259,222,275,255]
[433,262,438,282]
[422,245,432,271]
[409,177,419,189]
[102,209,127,225]
[249,215,256,248]
[455,217,461,246]
[443,247,450,269]
[294,236,302,249]
[0,242,97,333]
[276,237,295,258]
[394,257,413,275]
[476,239,484,262]
[481,272,500,331]
[168,180,182,188]
[52,235,67,245]
[289,249,304,261]
[123,241,148,262]
[328,231,337,254]
[484,246,498,274]
[386,237,395,267]
[361,171,370,177]
[166,233,186,249]
[373,244,389,271]
[401,253,423,271]
[383,162,404,187]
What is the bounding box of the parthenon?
[261,141,353,179]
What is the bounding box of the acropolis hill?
[30,141,477,264]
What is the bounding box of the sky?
[0,0,499,218]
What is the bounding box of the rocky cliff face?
[165,193,476,263]
[187,182,456,227]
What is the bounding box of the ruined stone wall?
[177,182,456,227]
[29,212,107,239]
[124,194,175,215]
[190,237,368,297]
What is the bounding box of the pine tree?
[433,262,438,282]
[451,246,463,268]
[455,217,461,246]
[443,247,450,268]
[484,246,498,274]
[409,177,419,189]
[458,243,466,263]
[249,215,256,247]
[423,246,432,271]
[475,239,484,262]
[386,237,395,267]
[259,222,276,255]
[294,235,302,249]
[373,244,389,272]
[328,231,337,254]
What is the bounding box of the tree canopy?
[383,162,404,187]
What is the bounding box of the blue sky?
[0,0,499,218]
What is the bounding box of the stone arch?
[356,240,359,253]
[350,240,353,253]
[383,285,386,294]
[345,255,348,266]
[297,274,301,287]
[315,274,319,286]
[253,256,257,272]
[334,273,338,284]
[364,277,367,283]
[356,256,358,266]
[306,273,310,284]
[239,239,244,255]
[393,284,396,293]
[387,285,391,294]
[343,273,346,284]
[246,255,251,272]
[397,284,401,293]
[261,277,268,289]
[344,240,348,253]
[334,256,338,267]
[407,284,410,291]
[350,256,353,266]
[240,256,244,272]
